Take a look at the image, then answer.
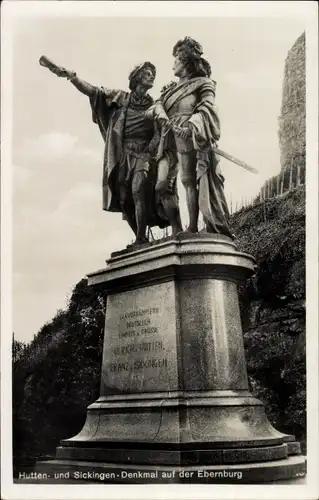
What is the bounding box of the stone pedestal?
[37,234,306,482]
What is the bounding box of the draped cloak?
[90,87,129,212]
[89,86,169,228]
[159,77,232,238]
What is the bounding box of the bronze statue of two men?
[42,37,233,246]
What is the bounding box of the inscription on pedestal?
[101,282,178,394]
[109,307,168,372]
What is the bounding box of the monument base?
[35,235,306,483]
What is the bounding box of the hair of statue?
[128,62,156,91]
[172,36,212,78]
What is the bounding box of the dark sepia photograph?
[1,1,318,500]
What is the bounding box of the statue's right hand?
[39,56,76,80]
[154,105,169,128]
[157,114,169,128]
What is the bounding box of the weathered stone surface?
[180,279,248,391]
[257,33,305,200]
[61,397,288,449]
[101,281,178,394]
[55,442,289,465]
[278,32,305,172]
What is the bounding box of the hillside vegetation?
[232,186,305,445]
[13,186,306,468]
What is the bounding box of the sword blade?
[169,122,259,175]
[212,147,259,175]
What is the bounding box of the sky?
[9,6,307,342]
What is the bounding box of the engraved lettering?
[109,307,169,379]
[133,358,168,370]
[126,318,151,329]
[120,308,159,321]
[112,340,164,356]
[119,330,137,339]
[109,362,130,372]
[140,327,158,335]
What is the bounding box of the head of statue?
[128,62,156,91]
[172,37,211,78]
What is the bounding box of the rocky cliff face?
[278,32,306,173]
[256,32,305,202]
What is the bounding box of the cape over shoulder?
[161,77,217,112]
[98,87,130,108]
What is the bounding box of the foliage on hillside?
[231,186,306,446]
[12,186,306,465]
[232,186,305,301]
[12,279,105,465]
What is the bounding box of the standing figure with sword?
[152,37,237,238]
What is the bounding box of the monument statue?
[36,44,305,485]
[151,37,233,238]
[39,56,182,246]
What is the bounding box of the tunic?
[90,87,169,228]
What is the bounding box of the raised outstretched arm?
[68,74,96,97]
